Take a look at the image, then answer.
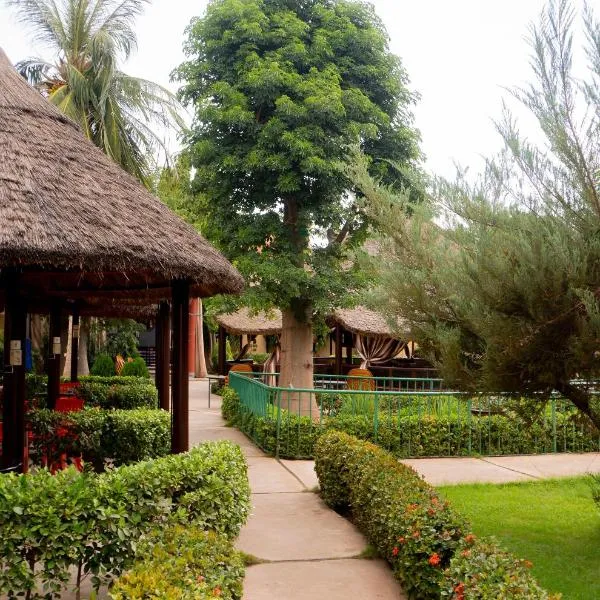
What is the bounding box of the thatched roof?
[0,49,243,300]
[217,308,282,335]
[329,306,410,339]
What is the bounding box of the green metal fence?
[229,372,600,459]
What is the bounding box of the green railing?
[229,372,600,459]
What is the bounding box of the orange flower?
[197,575,205,583]
[412,530,421,539]
[524,560,533,569]
[397,536,406,544]
[464,534,476,545]
[392,546,399,556]
[428,553,441,567]
[406,503,419,512]
[427,508,436,516]
[454,582,465,600]
[213,587,222,597]
[461,549,471,558]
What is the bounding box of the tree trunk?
[78,317,90,376]
[279,307,317,417]
[556,381,600,429]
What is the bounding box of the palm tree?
[7,0,183,184]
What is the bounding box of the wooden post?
[47,305,62,410]
[171,281,189,454]
[335,325,343,376]
[2,274,27,472]
[218,325,227,375]
[156,301,171,411]
[70,307,80,382]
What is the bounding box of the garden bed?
[440,477,600,600]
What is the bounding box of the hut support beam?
[2,276,27,472]
[70,308,80,382]
[156,301,171,411]
[335,325,343,376]
[171,281,189,454]
[218,325,226,375]
[47,305,62,410]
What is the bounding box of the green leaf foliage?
[175,0,421,317]
[120,357,150,378]
[90,354,116,377]
[314,431,552,599]
[0,442,250,598]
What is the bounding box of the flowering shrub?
[110,526,244,600]
[315,431,551,599]
[441,538,558,599]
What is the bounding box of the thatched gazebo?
[327,307,417,376]
[215,308,282,374]
[0,49,243,471]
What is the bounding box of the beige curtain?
[263,342,280,387]
[355,335,407,369]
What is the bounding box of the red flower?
[392,546,399,556]
[412,530,421,539]
[454,582,465,600]
[213,587,222,597]
[464,534,476,545]
[406,503,419,512]
[397,536,406,544]
[461,549,471,558]
[428,553,441,567]
[427,508,436,516]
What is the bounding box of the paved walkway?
[188,380,405,600]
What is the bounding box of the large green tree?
[8,0,182,184]
[175,0,420,403]
[352,0,600,427]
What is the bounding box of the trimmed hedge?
[79,375,150,386]
[315,431,554,600]
[222,387,600,459]
[90,353,116,376]
[79,380,158,409]
[110,527,244,600]
[28,408,170,469]
[0,441,250,598]
[120,356,150,378]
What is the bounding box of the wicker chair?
[346,367,376,391]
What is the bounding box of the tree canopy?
[352,0,600,426]
[175,0,421,318]
[8,0,182,184]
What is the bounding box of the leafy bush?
[315,431,551,599]
[221,386,241,424]
[79,375,149,386]
[28,408,170,469]
[79,381,158,410]
[0,442,250,598]
[442,538,557,599]
[25,373,48,408]
[110,527,244,600]
[121,356,150,378]
[91,353,115,376]
[248,352,270,365]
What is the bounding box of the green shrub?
[121,356,150,378]
[221,386,241,424]
[91,353,115,376]
[79,381,158,410]
[110,527,244,600]
[28,408,170,469]
[441,538,557,599]
[0,442,250,598]
[79,375,149,386]
[315,431,550,600]
[248,352,270,365]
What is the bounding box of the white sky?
[0,0,570,178]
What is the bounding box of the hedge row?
[110,526,244,600]
[315,431,556,600]
[221,387,600,459]
[28,408,170,469]
[0,441,250,598]
[78,380,158,409]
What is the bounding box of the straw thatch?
[0,49,243,299]
[217,308,282,335]
[329,306,410,339]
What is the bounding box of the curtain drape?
[354,335,407,369]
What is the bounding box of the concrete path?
[188,380,405,600]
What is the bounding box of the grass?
[439,477,600,600]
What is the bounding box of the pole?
[218,325,227,375]
[70,307,80,382]
[171,281,189,453]
[156,301,171,411]
[335,325,343,376]
[47,304,62,410]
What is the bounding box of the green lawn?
[439,477,600,600]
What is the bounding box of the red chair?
[55,397,84,413]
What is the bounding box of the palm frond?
[5,0,68,50]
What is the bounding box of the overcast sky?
[0,0,566,178]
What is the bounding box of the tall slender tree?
[176,0,421,407]
[7,0,182,184]
[351,0,600,427]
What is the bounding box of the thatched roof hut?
[328,307,410,340]
[217,308,282,336]
[0,48,243,302]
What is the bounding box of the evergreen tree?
[175,0,421,407]
[351,0,600,427]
